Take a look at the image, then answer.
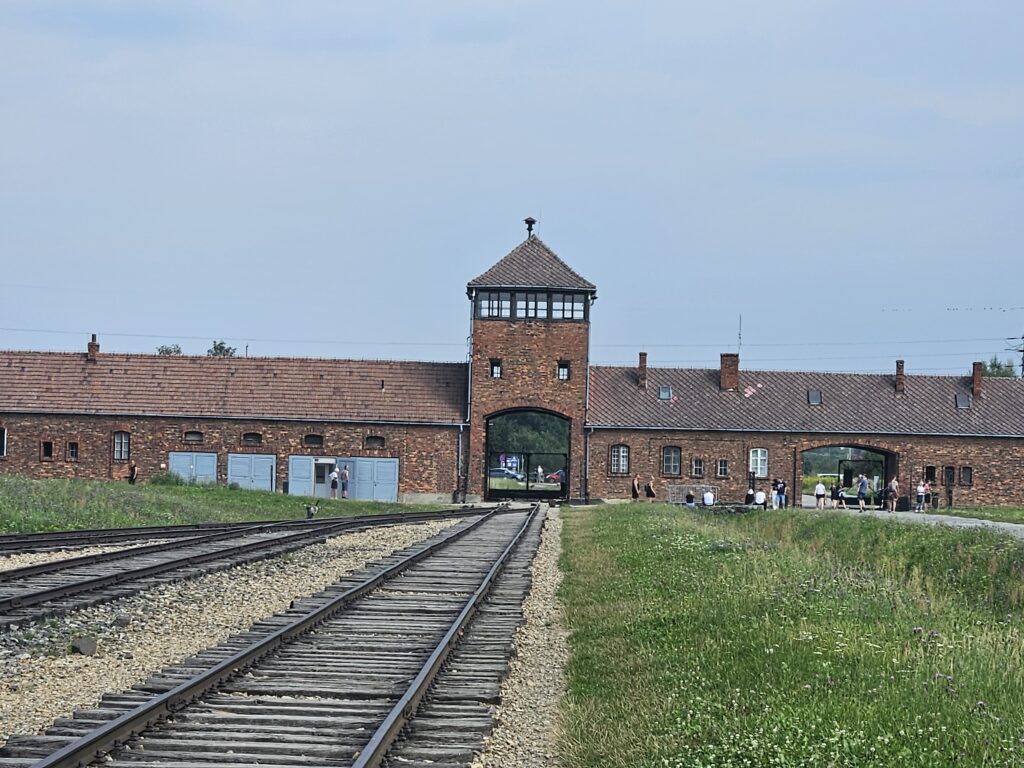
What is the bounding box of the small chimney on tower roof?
[972,361,983,397]
[895,360,905,394]
[638,351,648,390]
[524,216,536,237]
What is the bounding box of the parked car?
[546,469,565,483]
[488,467,524,481]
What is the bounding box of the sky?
[1,1,1022,376]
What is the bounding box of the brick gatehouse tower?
[464,221,597,501]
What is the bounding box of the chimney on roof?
[524,216,536,238]
[720,353,739,391]
[86,334,99,362]
[895,359,905,394]
[972,361,983,397]
[638,351,648,390]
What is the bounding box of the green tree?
[156,344,182,356]
[980,355,1016,378]
[207,340,237,357]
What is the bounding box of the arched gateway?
[485,409,570,500]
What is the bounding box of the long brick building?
[2,229,1023,507]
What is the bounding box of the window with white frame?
[478,291,511,318]
[662,446,681,476]
[113,431,131,461]
[490,359,502,379]
[717,458,729,478]
[749,448,768,478]
[691,457,705,478]
[610,444,630,474]
[551,292,585,320]
[557,361,570,381]
[514,292,548,319]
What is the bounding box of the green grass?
[559,504,1024,767]
[0,475,447,533]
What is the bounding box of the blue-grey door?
[227,454,276,492]
[342,457,399,502]
[168,452,218,484]
[287,456,313,496]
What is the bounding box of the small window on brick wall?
[610,444,630,474]
[241,432,263,447]
[67,441,79,461]
[113,431,131,461]
[183,431,204,444]
[558,361,570,381]
[717,459,729,478]
[960,466,973,486]
[365,436,385,449]
[490,359,502,379]
[924,465,937,483]
[0,427,7,458]
[691,458,705,478]
[303,434,324,448]
[41,440,54,461]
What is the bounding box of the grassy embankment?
[560,504,1024,767]
[0,475,446,533]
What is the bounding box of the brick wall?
[467,318,589,499]
[0,413,460,499]
[586,428,1024,507]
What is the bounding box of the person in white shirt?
[915,481,926,512]
[702,489,714,506]
[753,487,767,509]
[814,480,827,509]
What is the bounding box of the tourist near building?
[2,222,1023,507]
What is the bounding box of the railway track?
[0,509,488,629]
[0,503,544,768]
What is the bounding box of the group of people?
[631,474,657,502]
[811,474,932,513]
[328,464,350,500]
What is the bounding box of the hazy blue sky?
[2,2,1022,375]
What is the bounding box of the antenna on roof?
[1006,332,1024,377]
[737,314,742,354]
[524,216,536,238]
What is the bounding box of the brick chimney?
[895,359,905,394]
[972,361,983,397]
[638,352,648,390]
[86,334,99,362]
[720,353,739,391]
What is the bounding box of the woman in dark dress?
[645,476,656,502]
[631,474,640,501]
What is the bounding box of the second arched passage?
[485,409,570,501]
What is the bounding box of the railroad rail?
[0,503,543,768]
[0,508,490,629]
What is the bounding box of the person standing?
[329,466,339,499]
[924,480,932,510]
[631,474,641,501]
[776,479,787,509]
[702,488,715,506]
[754,486,768,510]
[814,480,827,509]
[829,482,840,509]
[340,464,350,499]
[915,480,926,512]
[856,474,869,512]
[127,461,138,485]
[837,486,848,509]
[887,476,899,512]
[645,476,657,502]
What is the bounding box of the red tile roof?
[588,365,1024,437]
[0,351,467,424]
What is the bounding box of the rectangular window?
[943,466,955,486]
[750,448,768,478]
[558,361,570,381]
[478,292,511,318]
[662,447,681,476]
[717,459,729,478]
[659,385,672,400]
[960,466,973,486]
[551,293,583,320]
[691,457,705,478]
[0,427,6,457]
[490,359,502,379]
[67,441,79,461]
[113,431,131,461]
[515,292,548,319]
[924,465,937,483]
[610,444,630,474]
[41,440,54,461]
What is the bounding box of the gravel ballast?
[0,520,456,744]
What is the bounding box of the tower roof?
[467,236,597,296]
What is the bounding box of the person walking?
[631,474,641,501]
[644,476,657,502]
[915,480,926,512]
[814,480,827,509]
[829,482,840,509]
[340,464,350,499]
[127,461,138,485]
[887,476,899,513]
[837,486,848,509]
[856,474,869,512]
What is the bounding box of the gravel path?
[814,506,1024,540]
[473,505,568,768]
[0,520,456,745]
